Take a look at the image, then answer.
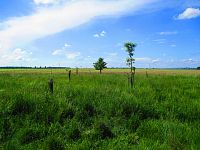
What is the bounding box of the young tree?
[93,58,107,74]
[124,42,137,74]
[124,42,137,88]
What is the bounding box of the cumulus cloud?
[0,0,158,54]
[159,31,177,35]
[135,57,152,62]
[65,51,80,59]
[52,43,80,59]
[64,43,71,47]
[135,57,160,63]
[152,58,160,63]
[93,31,106,38]
[33,0,62,5]
[170,44,176,47]
[177,8,200,19]
[183,58,194,63]
[153,39,166,44]
[0,48,33,66]
[93,34,100,38]
[52,49,64,55]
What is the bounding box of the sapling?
[124,42,137,88]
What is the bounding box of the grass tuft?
[96,123,114,139]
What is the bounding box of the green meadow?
[0,69,200,149]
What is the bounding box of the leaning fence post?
[48,79,53,94]
[146,70,148,78]
[68,70,71,81]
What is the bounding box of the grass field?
[0,68,200,75]
[0,69,200,149]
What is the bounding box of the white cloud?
[93,30,106,38]
[183,58,194,63]
[135,57,152,62]
[65,51,80,59]
[52,49,64,55]
[159,31,177,35]
[135,57,160,63]
[100,31,106,37]
[153,39,166,44]
[52,43,80,59]
[170,44,176,47]
[0,0,158,55]
[152,58,160,63]
[64,43,71,47]
[177,8,200,19]
[0,48,33,66]
[108,52,118,56]
[33,0,61,5]
[93,34,100,38]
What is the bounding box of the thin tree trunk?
[130,56,133,73]
[130,73,134,88]
[100,69,102,74]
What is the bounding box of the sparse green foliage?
[124,42,137,73]
[93,57,107,74]
[124,42,137,88]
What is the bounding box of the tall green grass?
[0,72,200,149]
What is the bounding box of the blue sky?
[0,0,200,68]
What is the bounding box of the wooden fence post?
[48,79,53,94]
[68,70,71,81]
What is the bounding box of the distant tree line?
[0,66,70,69]
[0,67,32,69]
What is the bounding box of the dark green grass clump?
[59,108,75,124]
[0,72,200,149]
[46,137,64,150]
[96,123,114,139]
[11,98,35,116]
